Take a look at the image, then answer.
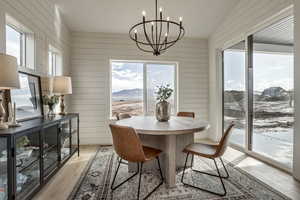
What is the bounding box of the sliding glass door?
[222,16,294,169]
[251,26,294,168]
[223,41,246,148]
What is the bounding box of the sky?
[224,50,294,92]
[111,62,175,93]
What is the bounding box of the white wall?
[208,0,293,142]
[0,0,71,76]
[70,32,209,144]
[293,0,300,181]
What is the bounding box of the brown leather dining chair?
[181,123,235,196]
[109,124,164,200]
[177,112,195,118]
[177,112,196,165]
[116,113,132,120]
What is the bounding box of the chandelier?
[129,0,185,56]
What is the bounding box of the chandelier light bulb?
[134,29,138,34]
[165,33,168,37]
[159,7,163,12]
[167,17,170,21]
[179,17,183,22]
[142,11,146,16]
[151,22,154,26]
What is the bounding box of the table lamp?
[53,76,72,115]
[0,54,20,129]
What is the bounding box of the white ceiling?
[51,0,240,38]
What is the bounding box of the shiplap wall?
[70,32,208,144]
[208,0,293,141]
[0,0,71,76]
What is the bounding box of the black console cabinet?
[0,113,79,200]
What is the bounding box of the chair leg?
[181,154,227,196]
[191,154,194,167]
[192,157,229,179]
[143,157,164,200]
[112,157,164,200]
[181,152,190,183]
[111,158,139,190]
[137,162,143,200]
[219,158,229,178]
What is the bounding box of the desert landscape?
[224,86,294,167]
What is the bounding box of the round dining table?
[113,116,209,188]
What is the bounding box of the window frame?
[110,59,178,118]
[5,20,35,70]
[48,51,57,76]
[48,45,62,76]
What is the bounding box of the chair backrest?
[116,113,132,120]
[215,123,235,157]
[109,124,146,162]
[177,112,195,118]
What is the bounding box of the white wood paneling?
[0,0,71,76]
[70,32,209,144]
[208,0,293,141]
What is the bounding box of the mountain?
[260,87,290,101]
[261,87,287,97]
[113,88,143,97]
[112,88,143,101]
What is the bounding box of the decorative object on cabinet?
[10,72,43,122]
[41,76,57,116]
[155,84,173,122]
[0,113,79,200]
[0,54,20,130]
[8,102,21,127]
[42,95,59,116]
[53,76,72,115]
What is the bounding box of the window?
[48,45,62,76]
[6,25,22,65]
[5,21,35,70]
[222,16,294,170]
[223,41,246,148]
[111,61,177,118]
[252,44,294,168]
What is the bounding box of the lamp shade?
[53,76,72,95]
[41,76,53,95]
[0,54,20,89]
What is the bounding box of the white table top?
[113,116,209,135]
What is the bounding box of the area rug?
[68,146,291,200]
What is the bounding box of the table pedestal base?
[128,133,194,188]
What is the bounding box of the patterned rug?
[68,146,291,200]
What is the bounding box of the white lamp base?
[0,122,8,129]
[8,121,21,128]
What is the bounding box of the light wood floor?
[33,146,300,200]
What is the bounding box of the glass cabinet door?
[60,120,71,161]
[0,137,7,200]
[71,117,79,154]
[43,125,59,178]
[15,132,40,199]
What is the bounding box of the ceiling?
[51,0,240,38]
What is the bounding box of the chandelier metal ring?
[129,0,185,56]
[129,20,185,46]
